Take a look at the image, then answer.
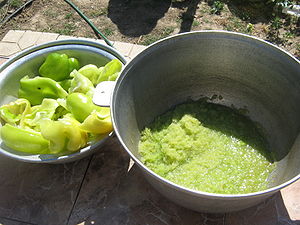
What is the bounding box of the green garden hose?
[64,0,114,47]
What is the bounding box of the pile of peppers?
[0,52,122,155]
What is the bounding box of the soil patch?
[0,0,299,58]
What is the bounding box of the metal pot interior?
[112,31,300,190]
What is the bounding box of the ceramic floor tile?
[0,42,21,57]
[128,44,147,59]
[56,35,77,40]
[225,192,300,225]
[35,32,59,45]
[68,137,226,225]
[0,155,92,225]
[1,30,25,43]
[281,179,300,220]
[18,31,42,50]
[113,41,133,57]
[0,217,34,225]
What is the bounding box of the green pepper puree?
[139,101,276,194]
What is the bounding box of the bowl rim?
[111,30,300,198]
[0,38,126,163]
[0,38,127,73]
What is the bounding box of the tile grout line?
[0,215,37,225]
[65,155,94,225]
[16,30,26,50]
[127,43,136,59]
[4,30,26,51]
[223,213,227,225]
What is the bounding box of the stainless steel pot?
[0,39,126,163]
[111,31,300,213]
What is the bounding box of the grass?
[0,7,6,21]
[0,0,298,59]
[103,27,114,36]
[296,43,300,53]
[10,0,23,8]
[176,16,182,24]
[43,10,59,18]
[271,16,283,29]
[141,27,175,45]
[89,7,108,18]
[225,17,249,33]
[199,4,211,14]
[202,18,213,24]
[210,0,225,14]
[192,20,200,27]
[54,23,77,35]
[64,12,74,20]
[246,23,254,34]
[283,31,296,39]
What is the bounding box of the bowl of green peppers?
[0,39,126,163]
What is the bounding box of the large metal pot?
[0,39,126,163]
[111,31,300,213]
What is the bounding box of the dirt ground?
[0,0,299,58]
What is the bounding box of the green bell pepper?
[0,124,50,154]
[58,79,72,91]
[0,98,31,126]
[39,52,80,81]
[18,76,68,105]
[66,92,101,123]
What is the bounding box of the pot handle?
[93,81,116,107]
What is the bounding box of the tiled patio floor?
[0,30,146,61]
[0,30,299,225]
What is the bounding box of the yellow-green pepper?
[80,109,113,134]
[22,98,60,131]
[0,98,31,126]
[97,59,122,83]
[68,70,95,97]
[40,115,87,153]
[66,93,100,122]
[78,64,102,85]
[0,124,50,154]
